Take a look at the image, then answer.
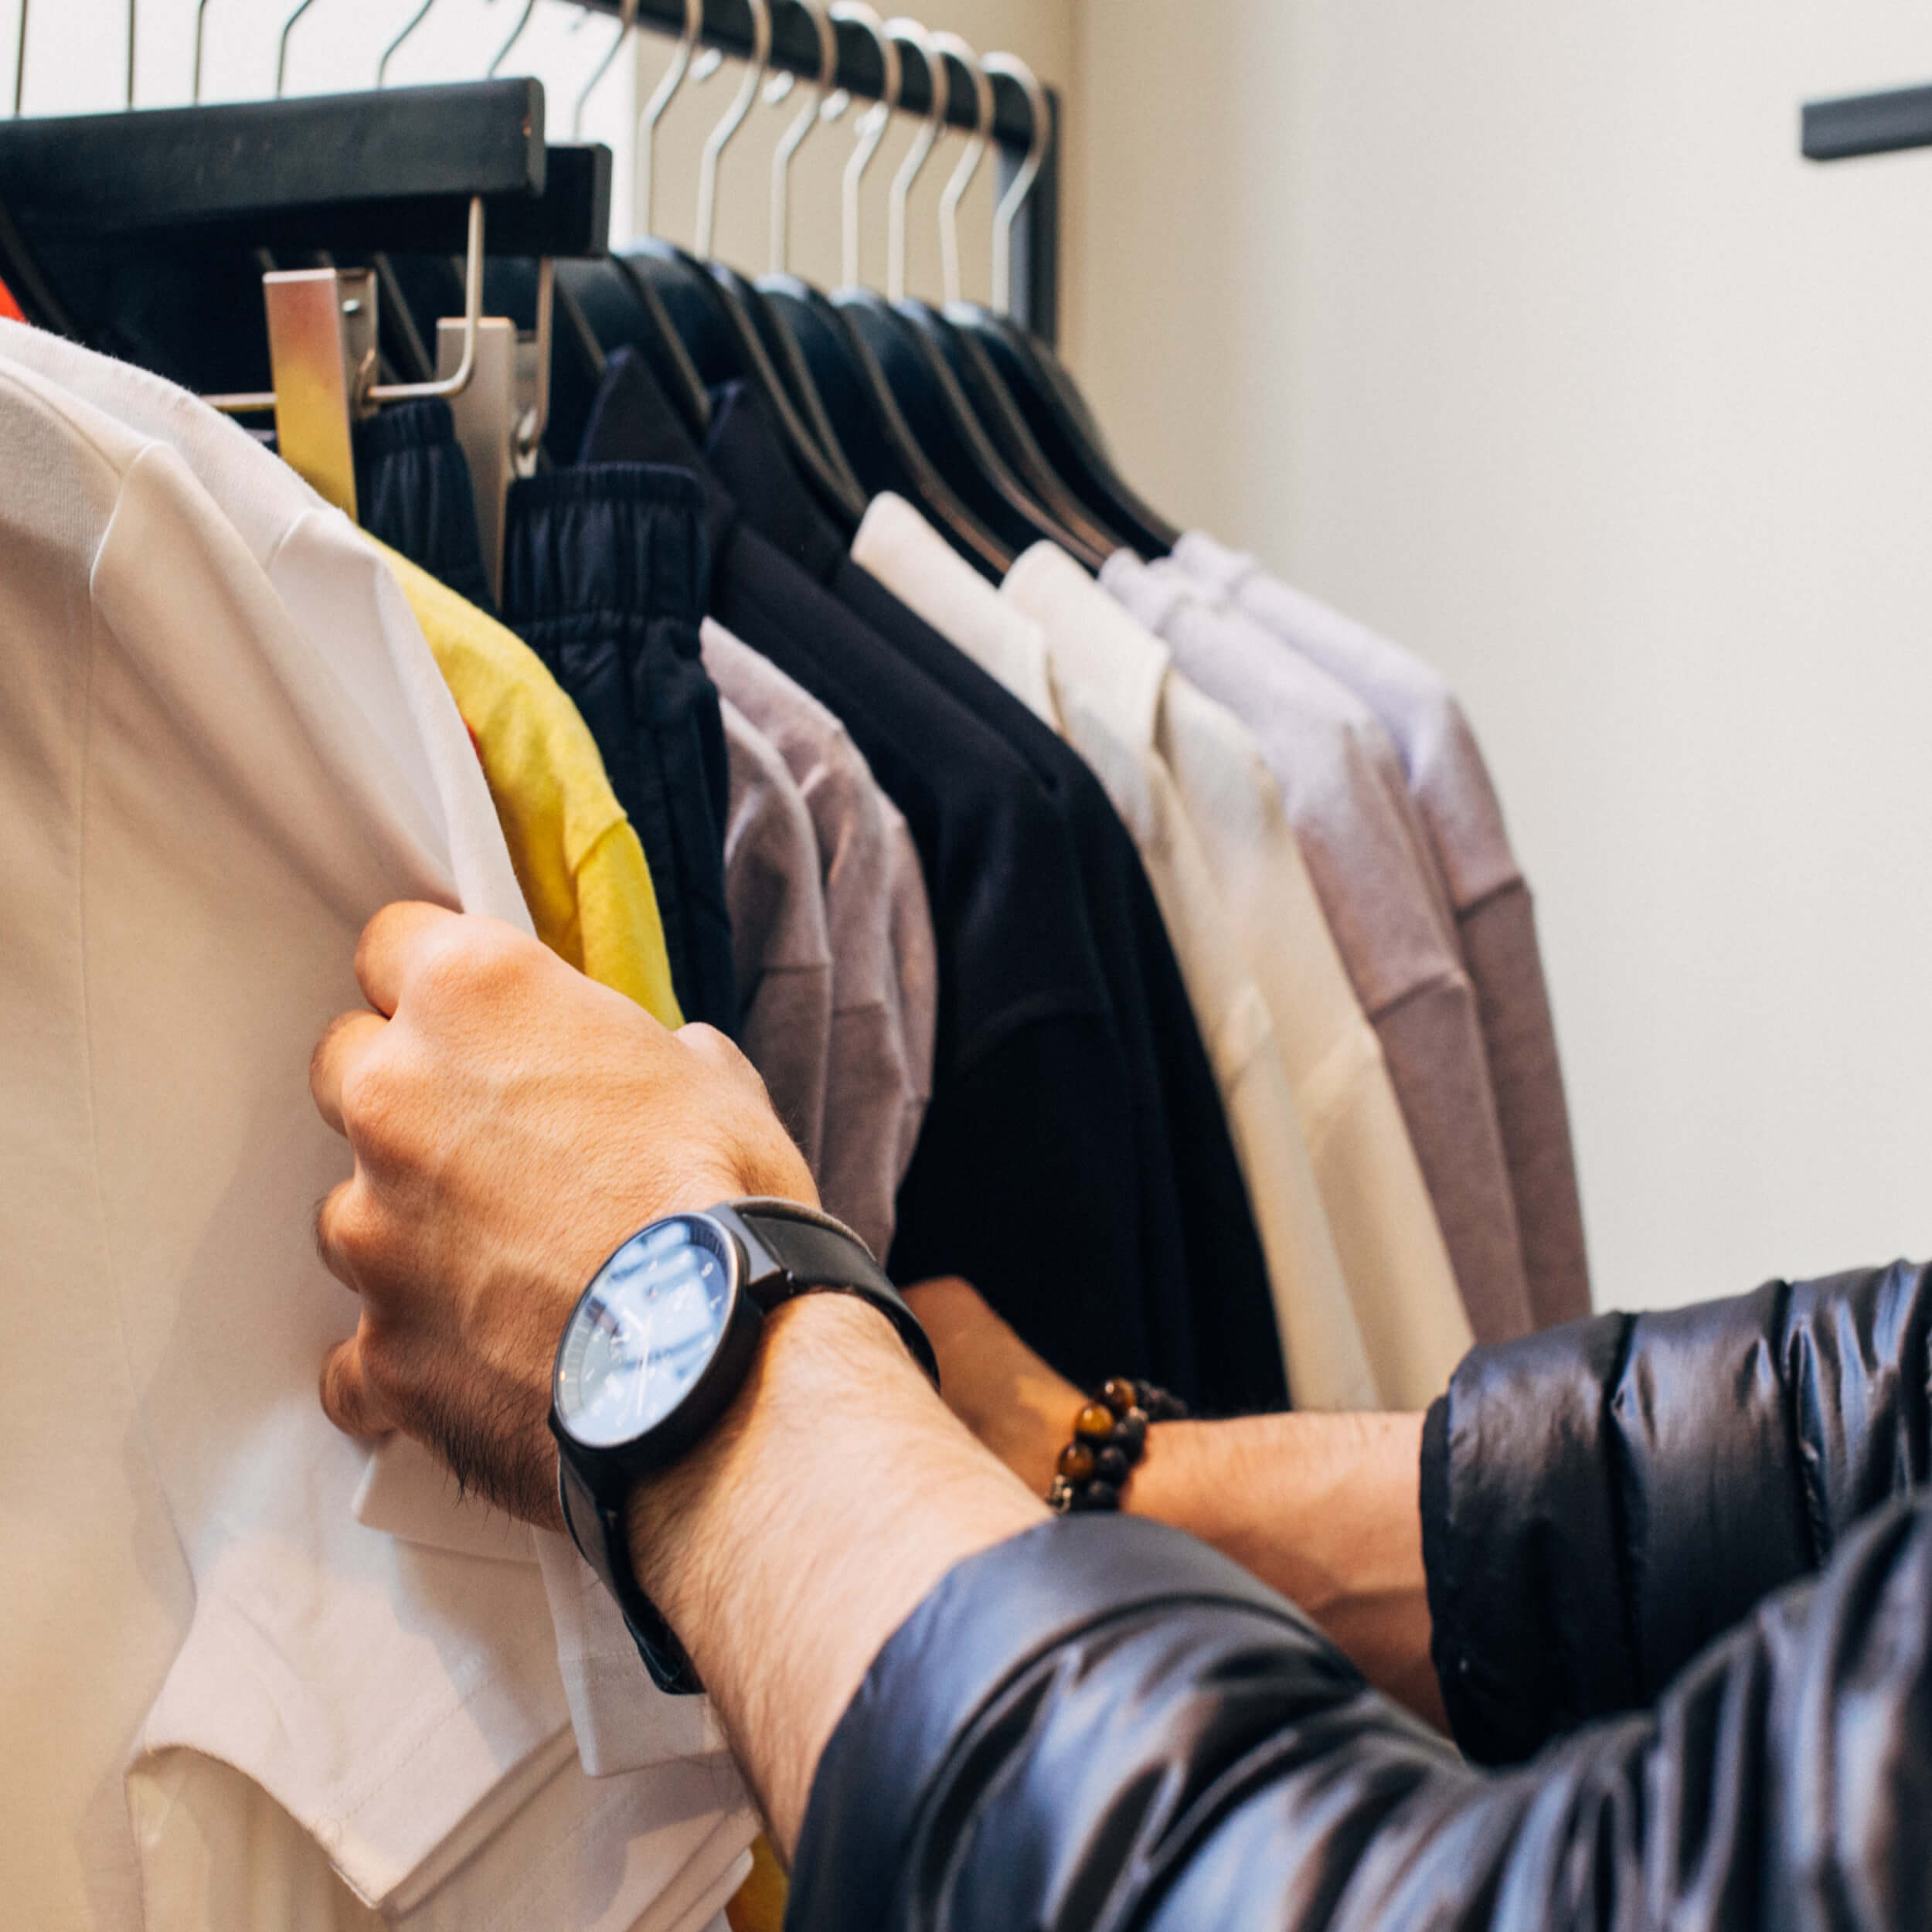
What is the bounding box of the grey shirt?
[719,695,835,1174]
[702,621,937,1264]
[1104,551,1536,1346]
[1172,531,1590,1331]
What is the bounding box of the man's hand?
[308,902,817,1527]
[903,1277,1444,1726]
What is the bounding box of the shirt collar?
[1169,529,1263,602]
[852,494,1063,730]
[1006,543,1169,753]
[703,381,848,584]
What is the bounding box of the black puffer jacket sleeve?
[785,1265,1932,1932]
[1424,1260,1932,1764]
[789,1500,1932,1932]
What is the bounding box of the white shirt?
[0,328,752,1931]
[1103,548,1532,1354]
[855,500,1476,1401]
[846,502,1373,1406]
[1170,529,1592,1335]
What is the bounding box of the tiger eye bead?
[1057,1441,1097,1482]
[1075,1402,1117,1440]
[1100,1377,1138,1417]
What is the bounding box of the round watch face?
[554,1216,740,1449]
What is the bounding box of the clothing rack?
[1801,82,1932,162]
[567,0,1060,341]
[0,81,608,256]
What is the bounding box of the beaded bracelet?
[1046,1377,1189,1514]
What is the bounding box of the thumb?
[320,1332,395,1440]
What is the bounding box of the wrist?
[621,1294,907,1617]
[621,1292,1046,1852]
[900,1276,1082,1495]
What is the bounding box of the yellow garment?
[378,542,683,1028]
[725,1837,788,1932]
[383,543,781,1927]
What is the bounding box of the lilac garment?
[717,696,835,1174]
[702,621,936,1264]
[1172,532,1590,1330]
[1102,552,1535,1347]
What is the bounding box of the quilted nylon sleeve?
[1422,1260,1932,1763]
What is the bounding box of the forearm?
[1129,1410,1443,1726]
[906,1277,1440,1723]
[624,1295,1048,1855]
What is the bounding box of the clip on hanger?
[0,74,606,590]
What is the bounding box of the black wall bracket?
[1802,82,1932,162]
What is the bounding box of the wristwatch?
[548,1197,938,1695]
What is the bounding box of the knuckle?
[359,1334,410,1414]
[338,1049,408,1157]
[679,1022,764,1094]
[315,1176,381,1276]
[413,917,533,1009]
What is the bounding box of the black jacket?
[789,1262,1932,1930]
[698,381,1285,1417]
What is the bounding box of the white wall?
[1069,2,1932,1312]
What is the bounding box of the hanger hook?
[192,0,216,102]
[488,0,540,77]
[882,17,940,305]
[378,0,439,86]
[930,33,990,308]
[981,51,1048,319]
[637,0,701,236]
[770,0,835,276]
[574,0,638,141]
[694,0,770,258]
[124,0,136,107]
[14,0,29,115]
[275,0,321,99]
[828,2,897,291]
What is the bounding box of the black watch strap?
[555,1199,935,1700]
[557,1452,704,1696]
[722,1198,940,1386]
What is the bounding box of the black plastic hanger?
[709,256,861,501]
[616,0,864,526]
[883,32,1131,560]
[838,19,1101,570]
[750,6,1009,576]
[838,287,1102,569]
[947,304,1179,560]
[908,300,1129,558]
[558,253,711,444]
[624,239,865,529]
[954,49,1182,558]
[758,274,1009,575]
